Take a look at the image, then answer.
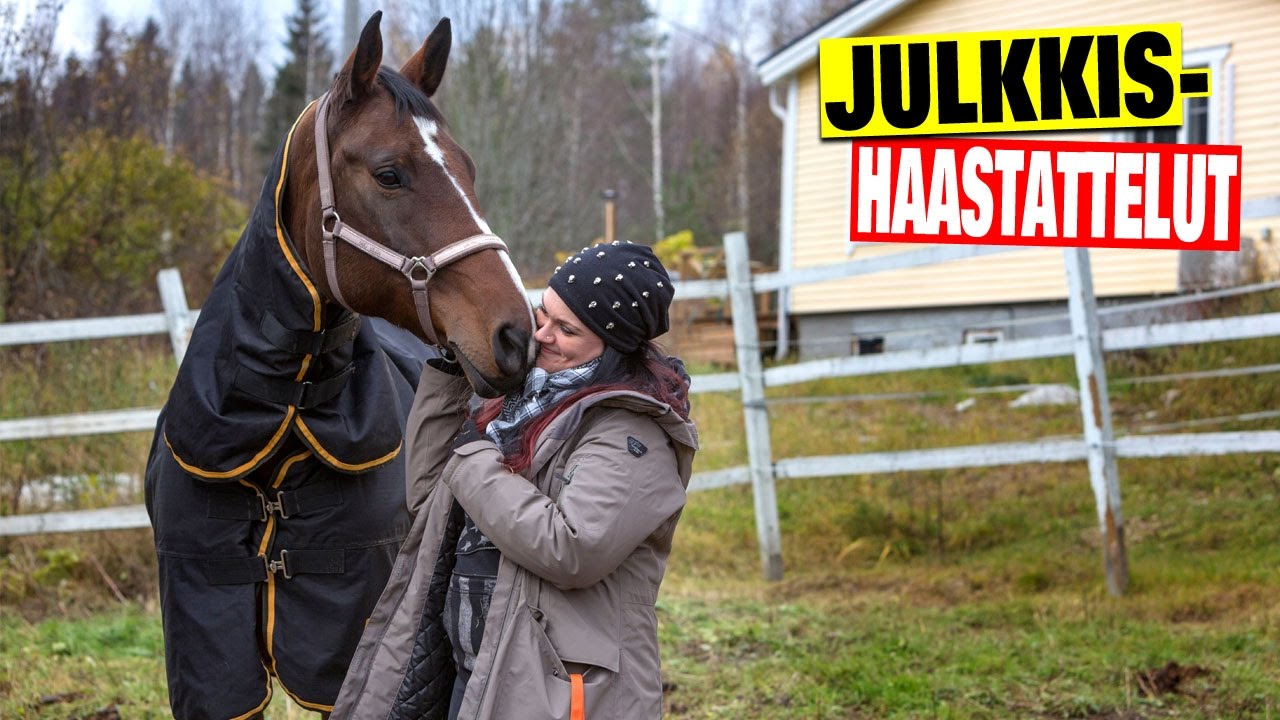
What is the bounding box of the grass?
[658,594,1279,719]
[0,608,168,718]
[658,454,1280,718]
[3,297,1280,717]
[1,340,174,515]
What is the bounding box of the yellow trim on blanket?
[164,100,321,481]
[294,416,402,472]
[164,408,295,480]
[275,99,323,334]
[262,449,336,713]
[227,675,273,720]
[261,451,312,653]
[279,684,336,714]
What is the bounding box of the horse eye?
[374,169,401,188]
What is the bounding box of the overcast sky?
[18,0,711,72]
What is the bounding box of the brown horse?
[145,14,531,719]
[290,14,532,390]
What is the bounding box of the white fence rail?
[0,409,162,443]
[0,505,151,536]
[0,269,194,448]
[0,314,172,346]
[708,234,1280,591]
[5,243,1280,596]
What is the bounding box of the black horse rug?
[145,130,430,719]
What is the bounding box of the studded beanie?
[547,242,674,354]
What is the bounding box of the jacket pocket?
[527,606,616,718]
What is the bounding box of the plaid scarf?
[483,358,601,453]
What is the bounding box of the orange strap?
[569,672,585,720]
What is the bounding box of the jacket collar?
[526,389,698,476]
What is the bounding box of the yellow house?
[758,0,1280,358]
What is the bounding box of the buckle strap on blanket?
[260,310,361,356]
[207,478,343,522]
[204,548,346,585]
[231,363,354,410]
[207,492,265,521]
[275,481,343,519]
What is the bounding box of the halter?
[313,92,508,349]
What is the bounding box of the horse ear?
[400,17,451,97]
[335,11,383,105]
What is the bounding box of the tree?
[259,0,335,161]
[2,131,241,320]
[155,0,263,193]
[121,18,171,146]
[0,1,244,321]
[89,16,123,133]
[49,53,92,132]
[172,60,232,175]
[234,62,266,202]
[0,0,66,320]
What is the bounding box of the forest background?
[0,0,851,324]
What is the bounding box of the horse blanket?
[146,133,430,719]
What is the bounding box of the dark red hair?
[472,344,690,473]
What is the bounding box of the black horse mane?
[377,67,445,126]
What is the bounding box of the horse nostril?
[493,323,531,377]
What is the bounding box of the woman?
[333,242,698,720]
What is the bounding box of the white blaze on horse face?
[413,117,492,235]
[414,117,533,350]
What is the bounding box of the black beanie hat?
[547,242,674,353]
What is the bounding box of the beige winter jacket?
[332,363,698,719]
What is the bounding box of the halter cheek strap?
[313,92,508,349]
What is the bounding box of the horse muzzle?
[451,322,532,398]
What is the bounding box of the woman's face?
[534,287,606,373]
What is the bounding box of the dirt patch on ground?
[1135,661,1214,698]
[27,693,121,720]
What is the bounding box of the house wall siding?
[788,0,1280,315]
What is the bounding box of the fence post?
[1063,248,1129,596]
[157,268,191,365]
[724,231,784,581]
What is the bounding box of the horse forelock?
[374,67,443,125]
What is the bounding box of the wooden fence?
[4,240,1280,596]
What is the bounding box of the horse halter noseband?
[313,92,508,350]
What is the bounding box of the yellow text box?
[819,24,1211,138]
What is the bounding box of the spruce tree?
[235,62,266,201]
[258,0,334,161]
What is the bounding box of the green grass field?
[3,320,1280,718]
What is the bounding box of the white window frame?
[963,328,1005,345]
[1121,44,1231,145]
[852,334,885,355]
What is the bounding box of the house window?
[963,328,1004,344]
[1127,45,1230,145]
[853,335,884,355]
[1131,94,1210,145]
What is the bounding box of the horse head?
[285,13,533,397]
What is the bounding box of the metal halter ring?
[405,257,435,283]
[322,208,341,236]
